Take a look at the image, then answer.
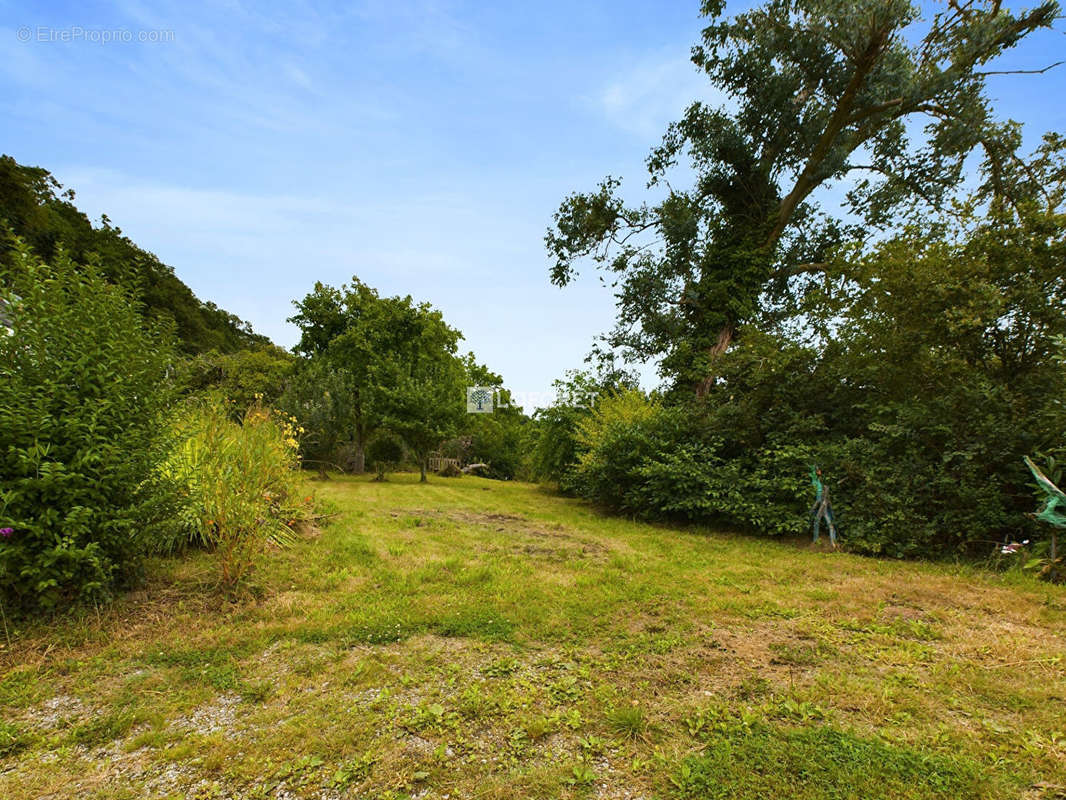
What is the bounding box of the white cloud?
[598,50,728,139]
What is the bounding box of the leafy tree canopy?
[0,155,268,354]
[288,278,468,477]
[546,0,1059,392]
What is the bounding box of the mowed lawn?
[2,474,1065,799]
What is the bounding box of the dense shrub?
[275,359,361,472]
[632,436,816,537]
[569,388,814,536]
[529,402,586,486]
[529,370,628,487]
[464,412,528,480]
[568,336,1056,555]
[366,432,405,481]
[571,390,661,508]
[177,346,295,412]
[562,207,1066,558]
[162,399,311,588]
[0,240,173,611]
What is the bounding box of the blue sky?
[2,1,1064,407]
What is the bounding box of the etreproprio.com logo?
[16,26,175,44]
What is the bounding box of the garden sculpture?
[809,466,837,548]
[1023,456,1065,561]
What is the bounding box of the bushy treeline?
[0,162,318,613]
[275,279,530,481]
[0,237,314,613]
[171,278,533,483]
[534,0,1065,565]
[0,155,267,354]
[0,213,528,611]
[533,202,1066,559]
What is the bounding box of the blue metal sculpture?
[809,466,837,547]
[1024,456,1064,561]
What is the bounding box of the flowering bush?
[162,398,312,589]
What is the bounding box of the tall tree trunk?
[352,430,366,474]
[419,457,428,483]
[696,322,735,398]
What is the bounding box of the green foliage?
[288,279,469,477]
[450,356,531,480]
[379,316,466,482]
[366,433,405,481]
[287,280,382,472]
[803,201,1066,555]
[287,287,528,482]
[562,196,1066,556]
[0,237,174,611]
[529,402,584,486]
[546,0,1057,390]
[529,369,630,487]
[571,390,662,508]
[276,359,360,472]
[0,155,266,354]
[461,407,528,480]
[177,346,295,411]
[162,399,309,588]
[567,387,811,535]
[565,764,597,787]
[289,278,472,480]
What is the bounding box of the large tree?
[374,295,466,481]
[546,0,1059,393]
[289,279,385,472]
[288,278,466,476]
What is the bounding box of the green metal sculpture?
[809,466,837,548]
[1023,456,1064,561]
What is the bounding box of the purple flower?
[0,527,12,538]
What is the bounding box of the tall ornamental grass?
[162,398,312,590]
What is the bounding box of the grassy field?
[1,473,1064,799]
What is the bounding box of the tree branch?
[845,163,940,209]
[766,21,895,248]
[847,96,905,125]
[974,59,1064,76]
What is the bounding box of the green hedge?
[0,239,173,611]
